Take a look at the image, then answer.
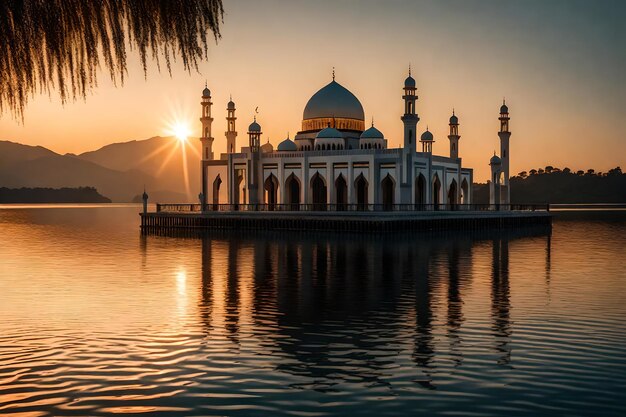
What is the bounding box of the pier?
[140,203,551,233]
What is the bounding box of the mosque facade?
[199,70,511,210]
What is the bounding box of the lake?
[1,205,625,416]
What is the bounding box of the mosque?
[198,69,511,210]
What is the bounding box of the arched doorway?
[461,178,469,206]
[310,172,327,210]
[264,174,279,210]
[355,174,369,211]
[381,174,395,211]
[432,174,441,210]
[212,175,222,210]
[335,174,347,210]
[285,174,301,211]
[415,173,426,209]
[447,179,458,210]
[234,172,246,209]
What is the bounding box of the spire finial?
[332,67,335,81]
[426,125,429,131]
[409,63,411,76]
[287,131,290,139]
[371,116,374,127]
[453,108,455,116]
[503,97,506,105]
[230,93,232,101]
[205,80,207,88]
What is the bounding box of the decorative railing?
[155,203,550,213]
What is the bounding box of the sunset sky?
[1,0,624,181]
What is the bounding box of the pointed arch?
[335,174,348,210]
[355,173,369,211]
[415,173,426,208]
[264,174,279,210]
[212,174,222,210]
[461,178,469,205]
[310,171,327,210]
[285,173,301,210]
[432,173,441,209]
[448,178,458,209]
[381,173,395,211]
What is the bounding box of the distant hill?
[473,167,626,204]
[77,136,201,197]
[0,187,111,203]
[0,138,200,202]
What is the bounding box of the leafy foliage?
[0,0,223,119]
[473,167,626,204]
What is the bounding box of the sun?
[172,122,191,142]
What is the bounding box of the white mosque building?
[199,70,511,210]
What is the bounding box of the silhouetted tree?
[586,169,595,175]
[517,171,527,178]
[538,168,545,174]
[545,166,554,174]
[563,167,571,174]
[0,0,224,119]
[529,169,538,176]
[576,170,584,176]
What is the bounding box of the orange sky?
[0,0,624,181]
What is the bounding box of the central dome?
[303,80,365,122]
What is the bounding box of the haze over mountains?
[0,137,201,202]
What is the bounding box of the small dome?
[277,138,297,151]
[261,141,273,153]
[449,114,458,124]
[202,87,211,97]
[500,103,509,114]
[248,120,261,132]
[420,129,434,141]
[316,126,343,139]
[361,125,384,139]
[227,100,235,110]
[404,75,416,88]
[490,154,502,165]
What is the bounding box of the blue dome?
[227,100,235,110]
[277,138,297,151]
[202,87,211,97]
[248,121,261,132]
[303,81,364,121]
[490,154,502,165]
[360,125,384,139]
[420,130,434,141]
[404,75,416,88]
[500,103,509,114]
[316,126,343,139]
[449,114,458,124]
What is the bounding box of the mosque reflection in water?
[182,227,551,388]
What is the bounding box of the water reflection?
[188,227,552,388]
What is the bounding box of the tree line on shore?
[0,187,111,203]
[473,166,626,204]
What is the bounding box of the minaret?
[247,117,262,204]
[498,100,511,205]
[248,116,261,153]
[226,96,237,153]
[200,84,214,161]
[448,110,460,160]
[489,153,502,207]
[401,66,419,153]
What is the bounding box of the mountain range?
[0,137,201,202]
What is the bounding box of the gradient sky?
[1,0,624,181]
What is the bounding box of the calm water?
[1,205,625,416]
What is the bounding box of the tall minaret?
[226,96,237,153]
[200,84,214,161]
[401,67,419,153]
[448,110,460,160]
[498,100,511,205]
[247,117,262,204]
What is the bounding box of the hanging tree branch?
[0,0,224,120]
